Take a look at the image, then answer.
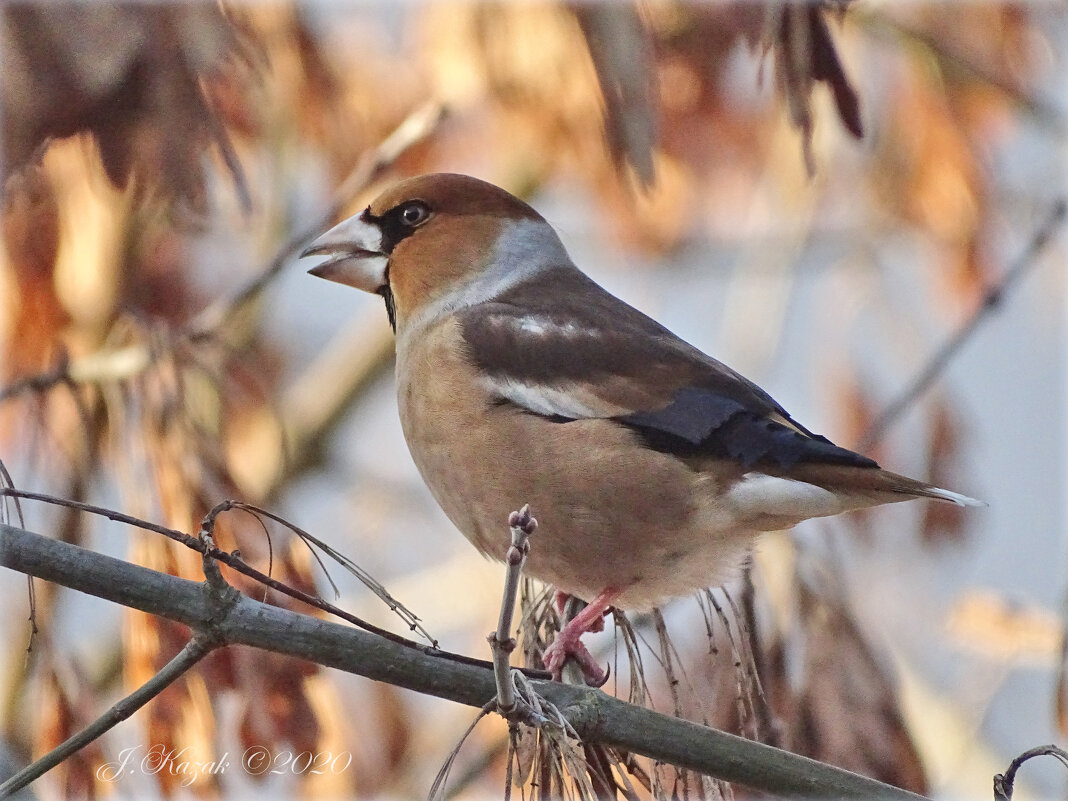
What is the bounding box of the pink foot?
[543,589,619,686]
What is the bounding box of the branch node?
[196,503,242,620]
[488,633,517,654]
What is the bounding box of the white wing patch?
[478,309,612,418]
[483,377,600,419]
[516,317,548,336]
[482,375,630,420]
[514,315,592,338]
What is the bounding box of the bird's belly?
[396,338,764,612]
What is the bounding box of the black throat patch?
[377,284,397,332]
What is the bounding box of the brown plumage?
[303,173,981,683]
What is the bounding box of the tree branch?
[993,744,1068,801]
[0,634,217,800]
[0,521,927,801]
[0,101,446,406]
[859,198,1066,450]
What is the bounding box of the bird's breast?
[392,317,771,610]
[395,318,502,553]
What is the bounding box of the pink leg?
[542,588,620,685]
[554,590,606,633]
[553,589,569,615]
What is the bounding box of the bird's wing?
[457,267,876,472]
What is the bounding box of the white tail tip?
[927,486,986,507]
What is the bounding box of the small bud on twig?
[489,503,538,718]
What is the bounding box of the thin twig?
[0,487,548,677]
[489,504,537,714]
[0,634,217,800]
[427,700,496,801]
[860,198,1066,450]
[861,12,1066,133]
[187,100,445,338]
[739,565,779,746]
[1,521,930,801]
[723,581,767,736]
[706,587,760,737]
[992,744,1068,801]
[0,102,446,405]
[651,610,685,719]
[612,610,651,710]
[0,488,203,549]
[203,500,436,644]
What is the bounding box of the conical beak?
[302,211,389,293]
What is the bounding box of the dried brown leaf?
[1,164,66,379]
[787,579,928,795]
[572,3,659,188]
[35,662,104,800]
[769,3,863,173]
[1,4,253,209]
[919,398,968,543]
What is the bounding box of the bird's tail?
[880,471,985,507]
[776,464,985,509]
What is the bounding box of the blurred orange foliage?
[0,2,1059,798]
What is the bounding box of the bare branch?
[427,700,496,801]
[860,198,1066,450]
[1,521,930,801]
[0,635,217,800]
[187,100,446,339]
[0,488,525,675]
[993,744,1068,801]
[0,101,446,405]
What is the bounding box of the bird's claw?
[587,661,611,688]
[543,635,610,687]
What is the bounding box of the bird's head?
[302,173,562,332]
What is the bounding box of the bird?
[301,173,982,685]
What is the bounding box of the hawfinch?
[303,173,980,684]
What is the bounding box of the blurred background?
[1,1,1066,799]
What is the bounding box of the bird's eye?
[399,202,431,228]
